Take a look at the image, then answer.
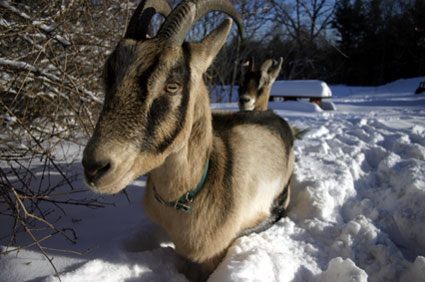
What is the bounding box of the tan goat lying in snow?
[82,0,296,280]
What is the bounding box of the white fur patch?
[242,176,284,222]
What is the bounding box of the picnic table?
[269,80,332,107]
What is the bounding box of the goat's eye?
[165,83,181,95]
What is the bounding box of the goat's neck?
[149,93,213,202]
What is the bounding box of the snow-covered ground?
[1,78,425,282]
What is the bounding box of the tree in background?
[265,0,336,80]
[332,0,425,85]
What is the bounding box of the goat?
[238,57,283,111]
[82,0,295,280]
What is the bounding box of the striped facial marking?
[142,45,191,154]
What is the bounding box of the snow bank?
[1,78,425,282]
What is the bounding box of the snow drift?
[1,78,425,282]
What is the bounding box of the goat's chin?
[238,101,256,111]
[239,105,255,111]
[84,170,136,194]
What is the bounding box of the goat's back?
[212,110,294,154]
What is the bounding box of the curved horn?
[125,0,172,40]
[157,0,244,46]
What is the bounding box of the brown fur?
[83,18,295,281]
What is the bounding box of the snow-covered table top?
[270,80,332,98]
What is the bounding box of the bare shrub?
[0,0,135,279]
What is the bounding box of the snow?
[270,80,333,98]
[1,77,425,282]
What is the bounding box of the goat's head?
[238,57,283,111]
[82,0,243,194]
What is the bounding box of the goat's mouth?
[83,164,135,194]
[239,103,255,111]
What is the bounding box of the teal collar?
[153,160,210,212]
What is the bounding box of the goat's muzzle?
[238,95,255,111]
[81,141,140,194]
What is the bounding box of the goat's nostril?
[83,159,111,183]
[97,162,111,176]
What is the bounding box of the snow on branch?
[0,0,71,46]
[0,58,102,103]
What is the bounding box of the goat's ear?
[191,19,232,72]
[259,57,283,87]
[269,57,283,80]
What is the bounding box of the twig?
[10,186,77,244]
[2,231,96,256]
[20,220,63,282]
[0,99,77,191]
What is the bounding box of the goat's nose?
[82,157,111,184]
[239,97,251,104]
